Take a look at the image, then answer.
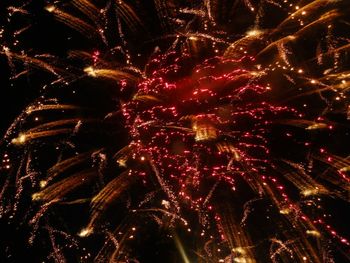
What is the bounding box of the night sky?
[1,1,350,262]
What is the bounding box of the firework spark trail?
[45,5,98,39]
[115,0,144,33]
[71,0,100,22]
[32,168,97,202]
[1,48,60,76]
[84,67,140,82]
[79,170,138,236]
[40,149,99,187]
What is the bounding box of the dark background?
[0,0,350,262]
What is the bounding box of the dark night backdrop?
[0,0,350,262]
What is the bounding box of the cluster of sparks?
[1,0,350,262]
[121,54,287,210]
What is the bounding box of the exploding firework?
[1,0,350,262]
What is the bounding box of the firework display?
[0,0,350,262]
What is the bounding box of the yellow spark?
[45,5,56,12]
[301,188,319,197]
[306,230,321,237]
[40,180,48,188]
[339,166,350,172]
[12,134,27,145]
[78,227,93,237]
[84,66,96,77]
[246,29,263,37]
[117,157,127,167]
[32,193,42,201]
[133,94,162,102]
[232,247,247,255]
[305,123,327,130]
[279,208,291,214]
